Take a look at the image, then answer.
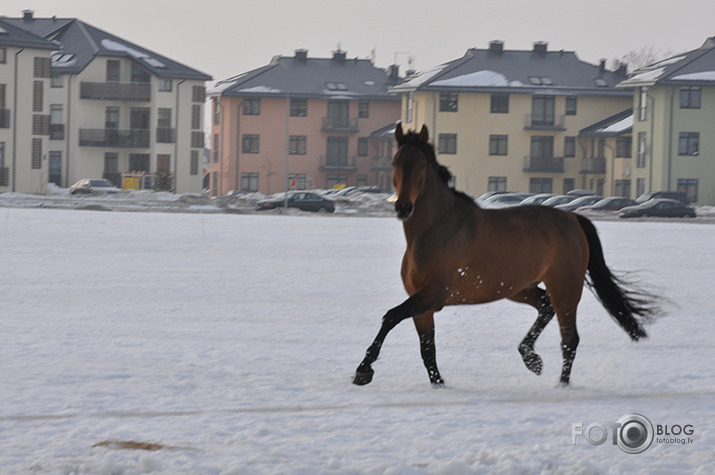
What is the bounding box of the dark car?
[579,197,637,212]
[555,195,604,211]
[635,191,689,204]
[541,195,578,207]
[70,178,121,195]
[619,199,696,218]
[256,191,335,213]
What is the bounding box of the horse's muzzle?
[395,201,414,221]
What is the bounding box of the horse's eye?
[421,162,427,170]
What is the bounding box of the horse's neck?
[404,170,463,238]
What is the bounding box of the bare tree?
[609,46,681,74]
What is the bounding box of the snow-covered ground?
[1,206,714,474]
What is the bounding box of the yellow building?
[618,37,715,205]
[392,41,633,197]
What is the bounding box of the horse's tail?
[576,214,661,341]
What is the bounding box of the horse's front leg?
[413,312,444,387]
[353,294,428,386]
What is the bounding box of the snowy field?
[1,207,714,474]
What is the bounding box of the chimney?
[532,41,548,55]
[332,50,346,62]
[22,9,35,20]
[599,59,606,73]
[489,40,504,54]
[294,49,308,61]
[388,64,400,81]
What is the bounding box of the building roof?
[209,50,401,101]
[0,17,56,50]
[393,41,630,97]
[580,108,633,137]
[2,12,211,81]
[618,37,715,88]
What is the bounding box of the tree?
[610,46,681,74]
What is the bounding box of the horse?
[352,124,662,387]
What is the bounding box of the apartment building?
[208,49,401,196]
[618,37,715,205]
[3,11,211,194]
[391,41,633,197]
[0,17,55,193]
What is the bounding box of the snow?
[1,200,714,473]
[671,71,715,81]
[431,70,524,88]
[237,86,283,94]
[626,67,666,84]
[100,39,166,69]
[597,115,633,135]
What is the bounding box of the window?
[438,133,457,154]
[439,93,458,112]
[242,134,260,153]
[529,178,552,194]
[49,151,62,186]
[406,92,414,123]
[531,96,555,126]
[326,137,348,166]
[51,75,63,88]
[358,100,370,118]
[107,60,120,82]
[213,98,220,125]
[565,97,577,116]
[243,99,260,115]
[289,174,308,190]
[241,173,259,191]
[325,175,348,189]
[190,150,199,175]
[34,57,51,78]
[157,109,171,128]
[677,179,698,203]
[157,154,170,173]
[212,171,218,196]
[105,107,119,129]
[290,98,307,117]
[564,137,576,158]
[104,153,118,173]
[33,81,43,112]
[357,137,368,156]
[563,178,575,194]
[489,135,508,156]
[638,88,648,121]
[680,87,700,109]
[131,64,150,84]
[616,136,632,158]
[488,177,507,192]
[192,86,205,103]
[158,79,172,92]
[191,105,201,130]
[678,132,699,156]
[615,180,631,198]
[130,154,150,172]
[490,93,509,113]
[50,104,64,140]
[636,178,645,197]
[637,132,646,167]
[289,135,307,155]
[0,47,5,64]
[32,138,42,169]
[530,136,553,158]
[213,134,219,162]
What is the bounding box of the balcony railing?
[191,131,205,148]
[156,127,176,144]
[320,155,357,170]
[0,167,9,187]
[524,114,566,130]
[80,82,151,101]
[321,116,359,132]
[50,124,65,140]
[0,108,10,129]
[581,157,606,174]
[523,155,564,173]
[79,128,150,148]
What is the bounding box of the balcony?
[581,157,606,174]
[523,155,564,173]
[79,128,150,148]
[80,82,151,102]
[156,127,176,144]
[320,155,357,171]
[0,108,10,129]
[322,117,359,132]
[524,114,566,131]
[191,131,205,148]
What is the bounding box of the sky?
[4,0,715,84]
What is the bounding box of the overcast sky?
[5,0,714,84]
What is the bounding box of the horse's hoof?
[431,379,446,388]
[352,369,374,386]
[522,352,543,375]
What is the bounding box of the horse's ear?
[419,124,429,143]
[395,123,404,144]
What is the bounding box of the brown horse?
[353,124,661,387]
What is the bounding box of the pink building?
[208,50,401,196]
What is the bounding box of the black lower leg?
[419,331,444,387]
[519,295,555,375]
[559,333,580,385]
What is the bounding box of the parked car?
[635,191,689,204]
[618,199,696,218]
[541,195,578,207]
[484,193,531,207]
[567,189,596,197]
[555,195,604,211]
[478,191,510,201]
[256,191,335,213]
[70,178,121,195]
[579,197,637,212]
[519,193,555,205]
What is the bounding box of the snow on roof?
[626,67,666,84]
[100,38,166,68]
[671,71,715,81]
[598,115,633,134]
[237,86,283,94]
[399,63,450,89]
[430,70,525,88]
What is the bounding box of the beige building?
[3,11,211,194]
[0,17,55,193]
[392,41,633,197]
[618,37,715,205]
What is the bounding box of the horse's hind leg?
[413,312,445,387]
[548,286,582,386]
[509,286,555,375]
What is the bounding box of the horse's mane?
[398,131,476,206]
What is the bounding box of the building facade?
[2,11,211,194]
[208,50,401,196]
[392,41,633,198]
[618,37,715,205]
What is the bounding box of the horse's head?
[392,124,435,221]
